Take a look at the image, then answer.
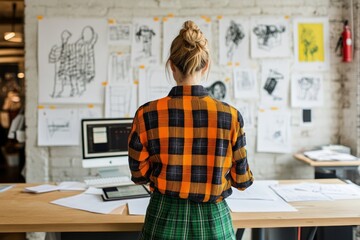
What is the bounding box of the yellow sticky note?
[163,17,168,22]
[217,16,223,20]
[167,13,175,18]
[205,17,211,23]
[134,80,139,85]
[38,105,45,109]
[139,65,145,69]
[88,104,94,109]
[102,81,108,86]
[225,77,231,82]
[270,107,279,111]
[108,18,116,24]
[284,15,290,20]
[37,16,43,20]
[153,17,159,22]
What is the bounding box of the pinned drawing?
[291,73,323,108]
[236,103,255,129]
[38,18,107,104]
[293,17,329,70]
[105,83,137,118]
[257,109,291,153]
[250,17,290,58]
[108,53,132,85]
[38,108,79,146]
[163,17,212,62]
[131,18,161,66]
[138,66,173,106]
[204,70,232,104]
[108,22,132,45]
[233,68,258,99]
[219,17,249,65]
[260,60,290,107]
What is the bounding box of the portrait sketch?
[38,18,107,104]
[291,73,323,108]
[250,17,290,58]
[219,17,249,65]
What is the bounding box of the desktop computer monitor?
[81,118,133,170]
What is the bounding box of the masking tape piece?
[102,81,108,86]
[38,105,45,109]
[163,17,168,22]
[139,65,145,69]
[88,104,94,108]
[167,13,174,18]
[217,16,223,20]
[108,19,116,24]
[154,17,159,22]
[49,105,56,110]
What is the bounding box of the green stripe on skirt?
[139,192,236,240]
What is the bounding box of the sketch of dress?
[48,26,97,98]
[252,24,285,51]
[225,21,245,61]
[135,25,155,58]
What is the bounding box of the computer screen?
[81,118,133,168]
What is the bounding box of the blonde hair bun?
[180,20,207,49]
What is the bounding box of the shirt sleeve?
[230,110,254,190]
[128,109,151,184]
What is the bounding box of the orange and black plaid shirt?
[128,85,253,203]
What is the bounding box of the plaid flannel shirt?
[128,85,253,203]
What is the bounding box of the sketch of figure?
[135,25,156,57]
[300,28,319,61]
[297,77,320,100]
[225,21,245,61]
[206,81,227,101]
[253,24,285,50]
[48,26,98,98]
[263,69,284,99]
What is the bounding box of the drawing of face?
[298,77,314,90]
[206,81,226,100]
[81,26,95,43]
[61,30,72,43]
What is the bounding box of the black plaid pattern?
[148,138,160,155]
[168,109,184,127]
[168,137,184,155]
[191,165,208,183]
[192,138,208,155]
[193,110,208,128]
[212,167,223,185]
[217,111,232,130]
[215,139,229,156]
[144,110,158,130]
[166,165,183,181]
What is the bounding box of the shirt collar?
[168,85,209,97]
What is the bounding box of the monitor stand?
[97,166,131,178]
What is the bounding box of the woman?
[128,20,253,240]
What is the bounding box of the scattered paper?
[57,181,87,191]
[127,197,150,215]
[0,185,14,192]
[24,184,61,193]
[24,182,87,193]
[226,197,297,212]
[304,149,358,161]
[51,193,127,214]
[229,180,278,201]
[84,187,104,195]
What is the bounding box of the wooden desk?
[1,179,360,233]
[294,153,360,167]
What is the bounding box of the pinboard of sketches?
[105,83,137,118]
[163,17,212,63]
[138,66,173,106]
[291,73,323,108]
[260,60,290,107]
[233,68,258,99]
[219,17,249,65]
[108,22,132,45]
[38,18,107,104]
[257,109,291,153]
[131,18,161,66]
[38,108,80,146]
[293,17,329,70]
[250,17,290,58]
[108,53,132,85]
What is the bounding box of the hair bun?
[180,20,207,49]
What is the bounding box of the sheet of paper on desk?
[127,197,150,215]
[51,193,127,214]
[295,182,360,200]
[270,184,331,202]
[57,181,87,191]
[0,185,13,192]
[304,149,358,161]
[228,180,278,200]
[226,197,297,212]
[24,184,61,193]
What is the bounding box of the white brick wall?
[25,0,344,184]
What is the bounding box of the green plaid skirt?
[139,192,235,240]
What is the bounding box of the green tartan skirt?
[139,192,236,240]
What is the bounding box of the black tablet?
[102,185,151,201]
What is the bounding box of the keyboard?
[84,176,134,188]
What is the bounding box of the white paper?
[304,149,358,161]
[162,17,212,63]
[108,22,132,45]
[236,102,255,129]
[24,184,60,193]
[38,108,79,146]
[131,18,161,66]
[270,184,330,202]
[78,106,103,120]
[291,73,323,108]
[0,185,13,192]
[138,66,173,106]
[105,84,137,118]
[219,17,249,66]
[38,18,107,104]
[260,60,290,107]
[51,193,127,214]
[229,180,278,200]
[204,70,233,104]
[57,181,87,191]
[108,53,133,85]
[233,68,258,99]
[257,109,291,153]
[127,197,150,215]
[250,16,291,58]
[293,17,330,70]
[84,187,104,195]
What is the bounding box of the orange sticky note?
[37,105,45,109]
[134,80,139,85]
[108,19,115,24]
[102,81,108,86]
[163,17,168,22]
[37,16,43,20]
[88,104,94,108]
[153,17,159,22]
[270,107,279,111]
[139,65,145,69]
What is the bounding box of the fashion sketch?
[135,25,156,57]
[250,17,290,58]
[291,73,323,108]
[233,68,258,99]
[48,26,97,98]
[219,17,249,65]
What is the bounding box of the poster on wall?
[38,108,80,146]
[218,17,249,66]
[260,60,290,107]
[250,16,291,58]
[105,83,137,118]
[108,53,132,85]
[138,66,173,107]
[162,17,212,63]
[291,73,324,108]
[107,21,132,45]
[38,18,108,104]
[233,68,258,99]
[131,18,161,67]
[293,17,329,70]
[257,109,291,153]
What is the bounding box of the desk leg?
[300,227,317,240]
[236,228,245,240]
[251,228,265,240]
